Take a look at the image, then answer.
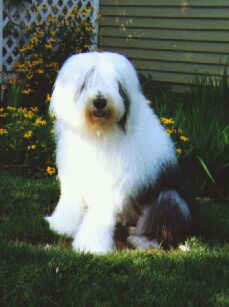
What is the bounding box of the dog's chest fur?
[58,125,163,211]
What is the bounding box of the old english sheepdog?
[45,51,194,254]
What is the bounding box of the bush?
[149,73,229,199]
[2,2,95,113]
[176,75,229,199]
[0,105,56,177]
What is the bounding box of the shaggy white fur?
[45,51,188,254]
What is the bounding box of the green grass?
[1,171,229,307]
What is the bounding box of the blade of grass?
[197,155,216,184]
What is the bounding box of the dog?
[45,51,194,254]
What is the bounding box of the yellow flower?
[24,130,33,138]
[46,166,56,175]
[46,93,51,102]
[49,37,56,43]
[161,117,174,125]
[45,43,52,49]
[34,117,47,126]
[36,30,44,37]
[180,135,189,142]
[7,106,16,111]
[18,107,28,113]
[166,128,174,135]
[27,144,36,150]
[23,111,34,119]
[176,148,182,154]
[0,107,4,112]
[31,36,39,45]
[36,69,44,74]
[0,128,8,135]
[31,107,39,113]
[22,88,32,95]
[71,7,79,15]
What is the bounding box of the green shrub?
[175,75,229,199]
[150,72,229,199]
[0,105,56,176]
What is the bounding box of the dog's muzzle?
[92,97,108,118]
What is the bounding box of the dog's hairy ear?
[118,82,130,132]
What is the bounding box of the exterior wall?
[99,0,229,85]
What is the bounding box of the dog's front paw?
[72,232,114,255]
[45,215,77,238]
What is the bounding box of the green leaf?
[197,156,216,184]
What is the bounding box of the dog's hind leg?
[127,190,192,249]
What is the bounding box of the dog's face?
[75,66,130,135]
[50,52,141,136]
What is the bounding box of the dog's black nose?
[93,97,107,110]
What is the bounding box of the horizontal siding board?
[101,0,229,8]
[100,27,229,43]
[135,69,198,85]
[102,7,229,19]
[131,59,227,76]
[101,16,229,31]
[99,46,229,67]
[100,37,229,55]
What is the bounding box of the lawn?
[1,171,229,307]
